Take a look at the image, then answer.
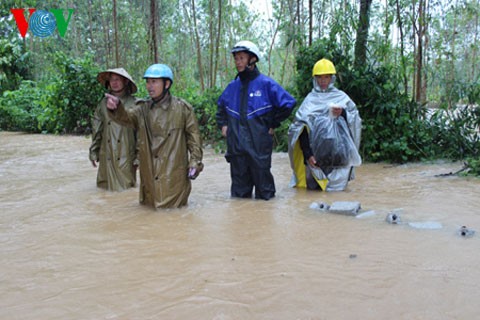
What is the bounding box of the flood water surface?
[1,132,479,319]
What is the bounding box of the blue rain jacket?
[217,69,296,168]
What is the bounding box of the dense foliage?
[0,38,31,92]
[0,52,102,133]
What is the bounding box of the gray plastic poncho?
[288,77,362,191]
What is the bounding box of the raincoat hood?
[312,75,337,93]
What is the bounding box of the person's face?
[315,74,333,90]
[146,78,170,99]
[109,74,127,94]
[233,51,254,72]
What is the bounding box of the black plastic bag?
[310,116,355,168]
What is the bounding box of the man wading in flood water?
[216,40,296,200]
[105,64,204,209]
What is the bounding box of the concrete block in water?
[386,212,401,224]
[458,226,475,238]
[327,201,361,216]
[310,202,330,210]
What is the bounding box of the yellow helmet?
[312,58,336,76]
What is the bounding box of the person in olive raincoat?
[89,68,138,191]
[217,40,296,200]
[105,64,204,209]
[288,58,362,192]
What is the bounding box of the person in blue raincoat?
[217,40,296,200]
[288,58,362,192]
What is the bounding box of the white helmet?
[231,40,260,62]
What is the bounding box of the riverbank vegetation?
[0,0,478,174]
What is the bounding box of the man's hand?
[188,167,198,180]
[105,93,119,110]
[221,126,228,137]
[308,155,318,167]
[330,106,343,118]
[91,160,97,168]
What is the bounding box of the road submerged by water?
[1,131,479,319]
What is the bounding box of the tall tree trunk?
[395,0,408,94]
[411,0,417,100]
[191,0,205,91]
[471,8,479,85]
[213,0,223,88]
[446,0,457,108]
[100,1,111,68]
[70,2,79,58]
[296,0,300,27]
[308,0,313,46]
[422,0,430,108]
[113,0,119,66]
[208,0,214,88]
[414,0,427,104]
[297,0,302,46]
[354,0,372,69]
[87,0,95,53]
[150,0,159,63]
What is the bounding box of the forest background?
[0,0,479,174]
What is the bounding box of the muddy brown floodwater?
[1,131,479,319]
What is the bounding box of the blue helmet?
[143,64,174,83]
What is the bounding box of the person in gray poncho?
[288,58,362,191]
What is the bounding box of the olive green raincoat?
[89,94,137,191]
[109,94,203,209]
